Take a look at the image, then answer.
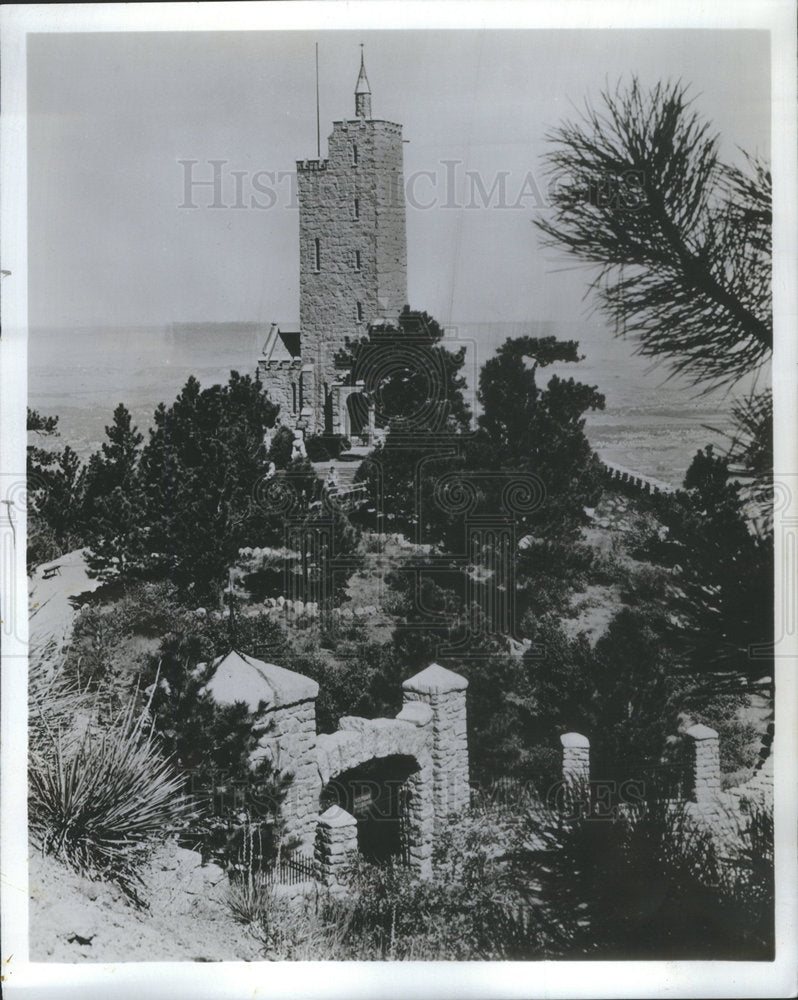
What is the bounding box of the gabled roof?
[205,648,318,711]
[261,322,301,363]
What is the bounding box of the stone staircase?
[311,456,367,507]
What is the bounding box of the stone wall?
[599,460,674,498]
[683,724,774,854]
[258,357,302,427]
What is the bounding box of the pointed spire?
[354,44,372,119]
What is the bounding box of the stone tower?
[295,48,408,434]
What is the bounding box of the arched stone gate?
[205,652,469,883]
[315,708,435,875]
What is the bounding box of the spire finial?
[355,45,372,119]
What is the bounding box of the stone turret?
[354,45,372,119]
[402,664,469,830]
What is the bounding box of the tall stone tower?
[295,47,408,434]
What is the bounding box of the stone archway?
[206,652,470,885]
[315,713,434,876]
[320,753,421,864]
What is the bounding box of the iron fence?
[259,852,316,886]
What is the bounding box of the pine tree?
[337,307,472,437]
[342,308,473,540]
[84,404,143,510]
[27,408,88,563]
[87,371,281,599]
[646,446,773,695]
[536,77,771,485]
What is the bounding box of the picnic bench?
[42,565,61,580]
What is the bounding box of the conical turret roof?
[355,45,371,95]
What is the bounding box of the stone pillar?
[559,732,590,817]
[686,724,721,805]
[204,651,321,851]
[402,664,469,832]
[314,806,358,892]
[560,732,590,785]
[262,696,321,849]
[291,427,307,460]
[395,701,435,876]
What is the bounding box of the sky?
[27,28,771,333]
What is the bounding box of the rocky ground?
[26,552,267,963]
[29,842,264,963]
[563,490,658,644]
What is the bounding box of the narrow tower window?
[355,250,362,271]
[314,237,321,272]
[353,197,360,220]
[352,143,358,166]
[356,301,364,322]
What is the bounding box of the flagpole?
[315,42,321,159]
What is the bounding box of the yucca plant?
[226,870,274,928]
[29,693,195,903]
[28,642,91,757]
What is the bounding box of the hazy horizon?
[29,316,763,487]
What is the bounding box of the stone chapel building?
[258,49,408,444]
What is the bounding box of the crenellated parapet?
[296,158,329,172]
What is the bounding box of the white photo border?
[2,2,796,998]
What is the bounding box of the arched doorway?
[345,392,369,441]
[320,754,419,864]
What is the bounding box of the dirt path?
[29,549,101,656]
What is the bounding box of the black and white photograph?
[1,3,796,998]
